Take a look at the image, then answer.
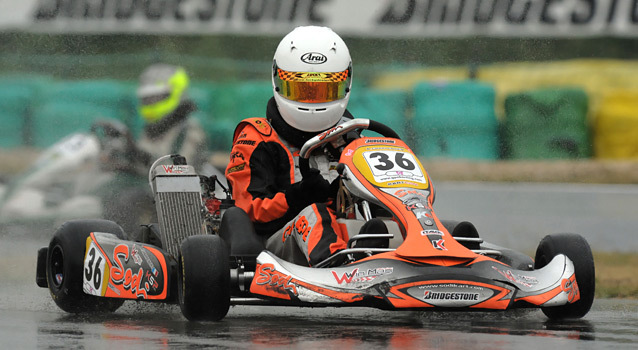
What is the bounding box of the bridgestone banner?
[1,0,638,37]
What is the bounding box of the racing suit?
[225,98,350,266]
[102,99,208,237]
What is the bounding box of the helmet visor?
[274,64,351,104]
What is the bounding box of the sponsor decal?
[230,151,244,162]
[236,140,256,146]
[332,267,393,285]
[254,263,298,296]
[84,283,97,295]
[301,52,327,64]
[376,0,638,38]
[110,244,160,299]
[432,239,447,251]
[145,270,160,292]
[386,180,420,186]
[130,244,143,265]
[421,229,443,236]
[22,0,638,39]
[365,139,396,144]
[405,202,426,211]
[161,165,189,174]
[410,282,494,307]
[138,245,158,278]
[491,266,538,288]
[418,227,448,249]
[562,275,580,303]
[414,210,433,220]
[385,170,419,179]
[237,132,248,139]
[403,196,438,227]
[318,125,343,141]
[344,149,354,157]
[254,119,270,132]
[398,195,436,229]
[227,163,245,174]
[424,291,480,301]
[282,216,311,242]
[394,189,429,199]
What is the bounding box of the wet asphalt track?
[1,182,637,349]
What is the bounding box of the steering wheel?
[298,118,401,178]
[90,119,139,172]
[90,119,131,140]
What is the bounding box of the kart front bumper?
[246,251,580,311]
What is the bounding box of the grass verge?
[594,252,638,299]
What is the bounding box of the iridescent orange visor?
[274,64,351,103]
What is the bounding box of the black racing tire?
[441,220,481,250]
[47,219,126,313]
[178,235,230,321]
[534,233,595,320]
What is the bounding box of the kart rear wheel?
[178,234,230,321]
[47,219,126,313]
[534,233,595,319]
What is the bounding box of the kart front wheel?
[534,233,595,319]
[178,235,230,321]
[47,219,126,313]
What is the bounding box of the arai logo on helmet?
[301,52,327,64]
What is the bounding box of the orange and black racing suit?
[225,98,350,266]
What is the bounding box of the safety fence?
[2,59,638,160]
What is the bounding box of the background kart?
[1,119,226,236]
[35,119,595,322]
[0,119,154,235]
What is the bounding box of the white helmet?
[272,26,352,132]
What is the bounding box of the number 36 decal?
[83,242,106,296]
[363,150,426,184]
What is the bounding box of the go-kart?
[1,118,226,236]
[35,118,595,322]
[0,119,153,235]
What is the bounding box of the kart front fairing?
[250,250,578,310]
[249,135,581,311]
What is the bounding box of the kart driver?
[133,63,208,173]
[226,26,387,267]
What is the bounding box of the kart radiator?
[151,164,205,258]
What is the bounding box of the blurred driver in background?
[134,64,208,173]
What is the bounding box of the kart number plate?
[83,238,107,296]
[362,150,426,185]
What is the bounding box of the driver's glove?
[285,168,331,212]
